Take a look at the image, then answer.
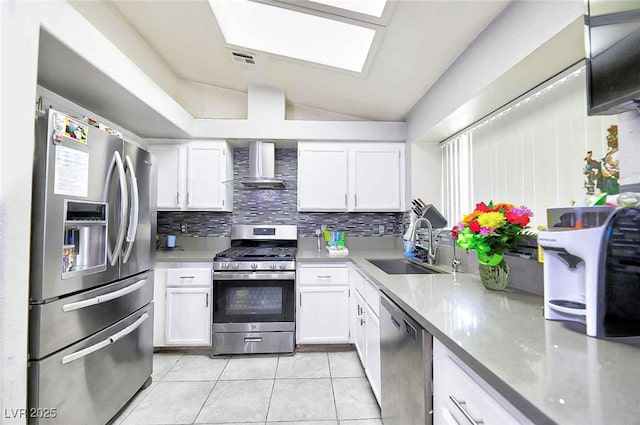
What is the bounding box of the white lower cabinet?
[154,262,212,347]
[165,287,211,346]
[433,339,532,425]
[364,302,381,403]
[354,290,366,360]
[297,286,350,344]
[297,263,350,344]
[350,265,381,405]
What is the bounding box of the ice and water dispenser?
[62,200,107,276]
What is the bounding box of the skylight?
[209,0,376,72]
[311,0,387,17]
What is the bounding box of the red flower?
[451,228,459,239]
[475,202,491,213]
[506,211,530,227]
[469,220,481,233]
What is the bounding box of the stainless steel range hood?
[241,141,285,189]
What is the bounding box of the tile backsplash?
[157,148,405,237]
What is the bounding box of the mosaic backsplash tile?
[157,147,406,237]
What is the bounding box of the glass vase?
[478,260,509,291]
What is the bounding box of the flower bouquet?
[452,202,534,290]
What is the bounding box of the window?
[441,65,618,229]
[209,0,379,72]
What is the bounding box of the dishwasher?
[380,293,432,425]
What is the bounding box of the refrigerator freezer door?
[29,271,153,359]
[120,142,156,279]
[30,110,124,302]
[28,303,153,425]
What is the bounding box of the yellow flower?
[477,212,506,229]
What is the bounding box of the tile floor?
[111,350,382,425]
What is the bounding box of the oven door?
[213,271,295,332]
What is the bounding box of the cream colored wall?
[410,143,442,211]
[285,103,365,121]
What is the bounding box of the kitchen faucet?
[432,228,462,273]
[412,218,437,265]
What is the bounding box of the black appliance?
[586,2,640,115]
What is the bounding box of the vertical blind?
[441,66,617,229]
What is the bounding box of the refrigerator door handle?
[104,151,129,266]
[62,279,147,312]
[122,154,140,264]
[61,313,149,364]
[109,312,149,343]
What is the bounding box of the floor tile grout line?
[328,351,341,423]
[263,355,281,423]
[189,356,230,424]
[113,380,157,425]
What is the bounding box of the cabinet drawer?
[364,280,380,317]
[435,341,529,425]
[166,268,211,287]
[298,265,348,285]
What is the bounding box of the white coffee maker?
[538,206,615,337]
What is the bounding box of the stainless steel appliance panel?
[29,271,153,359]
[380,294,432,425]
[28,303,153,425]
[119,142,156,278]
[213,322,295,333]
[212,331,294,355]
[30,110,123,302]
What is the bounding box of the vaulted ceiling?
[79,0,509,121]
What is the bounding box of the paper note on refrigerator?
[54,145,89,197]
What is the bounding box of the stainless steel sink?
[367,259,447,275]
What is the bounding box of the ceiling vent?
[230,51,257,68]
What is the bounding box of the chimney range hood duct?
[241,141,285,189]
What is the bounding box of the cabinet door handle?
[449,395,483,425]
[317,275,332,279]
[187,192,190,205]
[176,192,180,205]
[355,193,358,207]
[206,293,209,307]
[299,294,302,307]
[344,193,347,207]
[180,276,196,279]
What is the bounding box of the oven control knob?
[270,263,277,270]
[223,263,229,269]
[251,263,258,270]
[232,263,239,270]
[279,263,287,270]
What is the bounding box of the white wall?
[1,1,41,419]
[410,143,442,211]
[618,111,640,186]
[406,0,584,145]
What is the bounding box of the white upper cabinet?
[187,143,226,209]
[297,142,405,212]
[351,144,403,211]
[149,141,232,211]
[151,144,183,209]
[298,143,349,211]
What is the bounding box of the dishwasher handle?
[382,293,420,342]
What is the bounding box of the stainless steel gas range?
[212,225,297,355]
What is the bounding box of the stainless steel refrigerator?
[28,108,156,424]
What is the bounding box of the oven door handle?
[213,271,296,280]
